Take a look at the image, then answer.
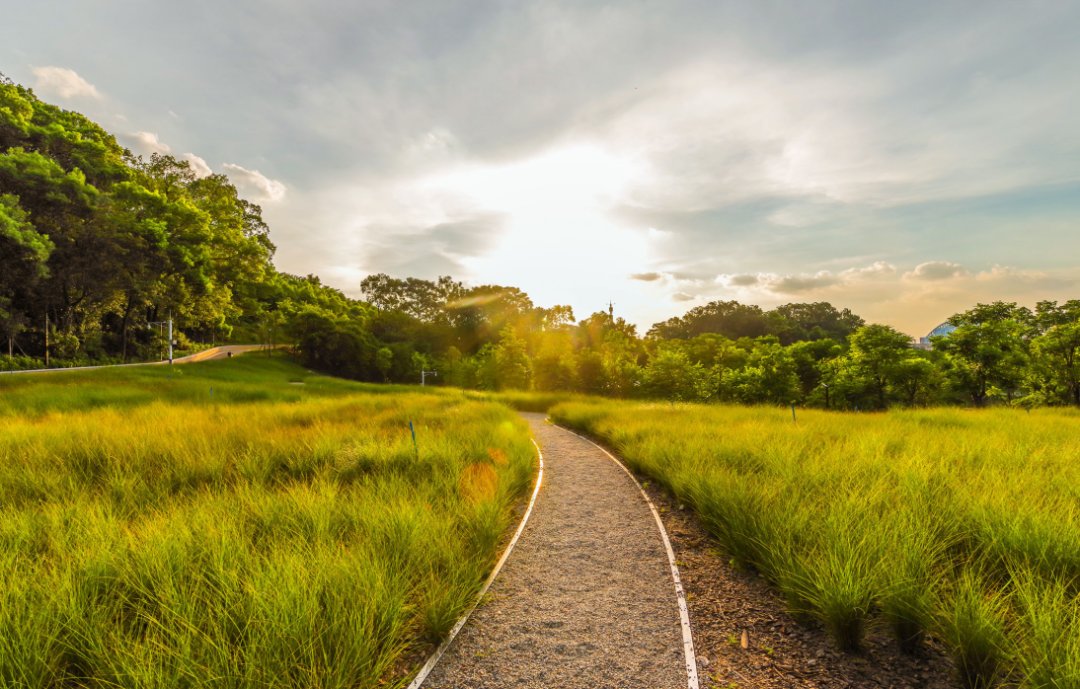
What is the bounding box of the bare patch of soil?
[643,484,957,689]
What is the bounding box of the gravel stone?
[422,413,688,689]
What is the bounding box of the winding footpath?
[421,413,695,689]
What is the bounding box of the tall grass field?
[551,401,1080,689]
[0,356,536,688]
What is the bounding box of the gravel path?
[422,413,689,689]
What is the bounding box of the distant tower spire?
[608,301,614,319]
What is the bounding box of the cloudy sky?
[4,1,1079,336]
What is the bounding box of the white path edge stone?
[407,438,546,689]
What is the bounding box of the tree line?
[2,75,1078,408]
[296,274,1080,409]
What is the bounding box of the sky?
[3,0,1079,337]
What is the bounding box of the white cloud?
[728,274,759,287]
[125,131,172,156]
[182,153,213,178]
[841,261,897,281]
[222,163,286,202]
[31,66,101,100]
[403,127,462,165]
[769,272,842,294]
[697,260,1080,337]
[716,261,894,296]
[905,261,968,281]
[593,30,1080,218]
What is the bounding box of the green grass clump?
[936,568,1010,689]
[1010,569,1080,689]
[878,513,947,654]
[0,356,537,689]
[550,400,1080,686]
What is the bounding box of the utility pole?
[44,312,49,368]
[148,313,175,364]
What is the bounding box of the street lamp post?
[148,314,174,364]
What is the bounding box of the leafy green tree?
[0,80,129,187]
[449,284,537,351]
[575,350,606,395]
[766,302,865,344]
[648,300,769,340]
[788,338,843,399]
[0,194,53,355]
[936,302,1032,406]
[289,308,380,380]
[721,338,800,404]
[891,354,939,407]
[847,324,915,409]
[375,347,393,383]
[532,351,576,391]
[538,304,575,330]
[0,297,28,358]
[1028,301,1080,406]
[641,349,706,401]
[0,194,50,271]
[361,273,464,323]
[492,327,532,390]
[662,333,742,368]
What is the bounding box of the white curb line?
[559,425,701,689]
[406,438,545,689]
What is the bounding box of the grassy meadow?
[0,356,536,689]
[551,400,1080,689]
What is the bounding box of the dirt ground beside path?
[644,483,957,689]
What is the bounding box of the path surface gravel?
[423,413,688,689]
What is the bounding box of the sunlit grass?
[0,356,536,688]
[550,401,1080,687]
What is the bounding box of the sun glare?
[419,144,654,312]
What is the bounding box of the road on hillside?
[1,344,285,375]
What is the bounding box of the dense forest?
[2,74,1079,408]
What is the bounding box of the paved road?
[172,344,281,363]
[1,345,284,374]
[422,413,689,689]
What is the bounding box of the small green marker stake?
[409,420,418,458]
[791,403,796,423]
